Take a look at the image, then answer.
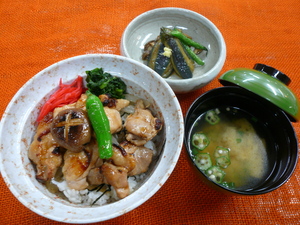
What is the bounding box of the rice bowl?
[0,54,184,223]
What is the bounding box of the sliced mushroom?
[51,108,91,152]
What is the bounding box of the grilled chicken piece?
[87,143,135,187]
[28,113,63,182]
[87,156,104,185]
[87,167,104,185]
[110,143,136,171]
[101,162,130,199]
[75,94,87,110]
[99,94,130,134]
[99,94,130,111]
[104,107,123,134]
[86,141,153,198]
[120,141,153,176]
[125,99,163,146]
[128,147,153,176]
[53,103,76,118]
[62,138,99,190]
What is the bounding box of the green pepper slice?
[191,132,210,150]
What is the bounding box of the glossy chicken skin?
[99,94,130,111]
[100,94,130,134]
[62,138,100,190]
[88,141,153,199]
[101,162,130,199]
[28,113,62,182]
[104,107,123,134]
[125,99,163,146]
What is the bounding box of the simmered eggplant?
[51,108,91,152]
[160,28,195,79]
[147,39,173,78]
[142,39,156,60]
[143,27,207,79]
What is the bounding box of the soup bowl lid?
[219,63,300,122]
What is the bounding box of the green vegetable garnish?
[205,110,220,125]
[214,146,230,158]
[86,68,127,99]
[194,152,212,171]
[86,91,113,159]
[192,132,210,150]
[205,166,226,184]
[221,181,235,189]
[216,156,231,169]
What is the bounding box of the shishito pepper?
[182,44,205,66]
[86,91,113,159]
[170,29,208,51]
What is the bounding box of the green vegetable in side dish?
[182,44,205,66]
[170,29,208,51]
[192,132,210,150]
[142,26,207,79]
[86,91,113,159]
[86,68,127,99]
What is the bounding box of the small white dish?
[121,7,226,94]
[0,54,184,223]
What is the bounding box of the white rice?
[51,174,145,206]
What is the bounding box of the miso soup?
[189,106,271,190]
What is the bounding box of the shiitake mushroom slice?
[51,108,91,152]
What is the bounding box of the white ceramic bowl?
[121,7,226,94]
[0,54,184,223]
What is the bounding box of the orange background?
[1,0,300,224]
